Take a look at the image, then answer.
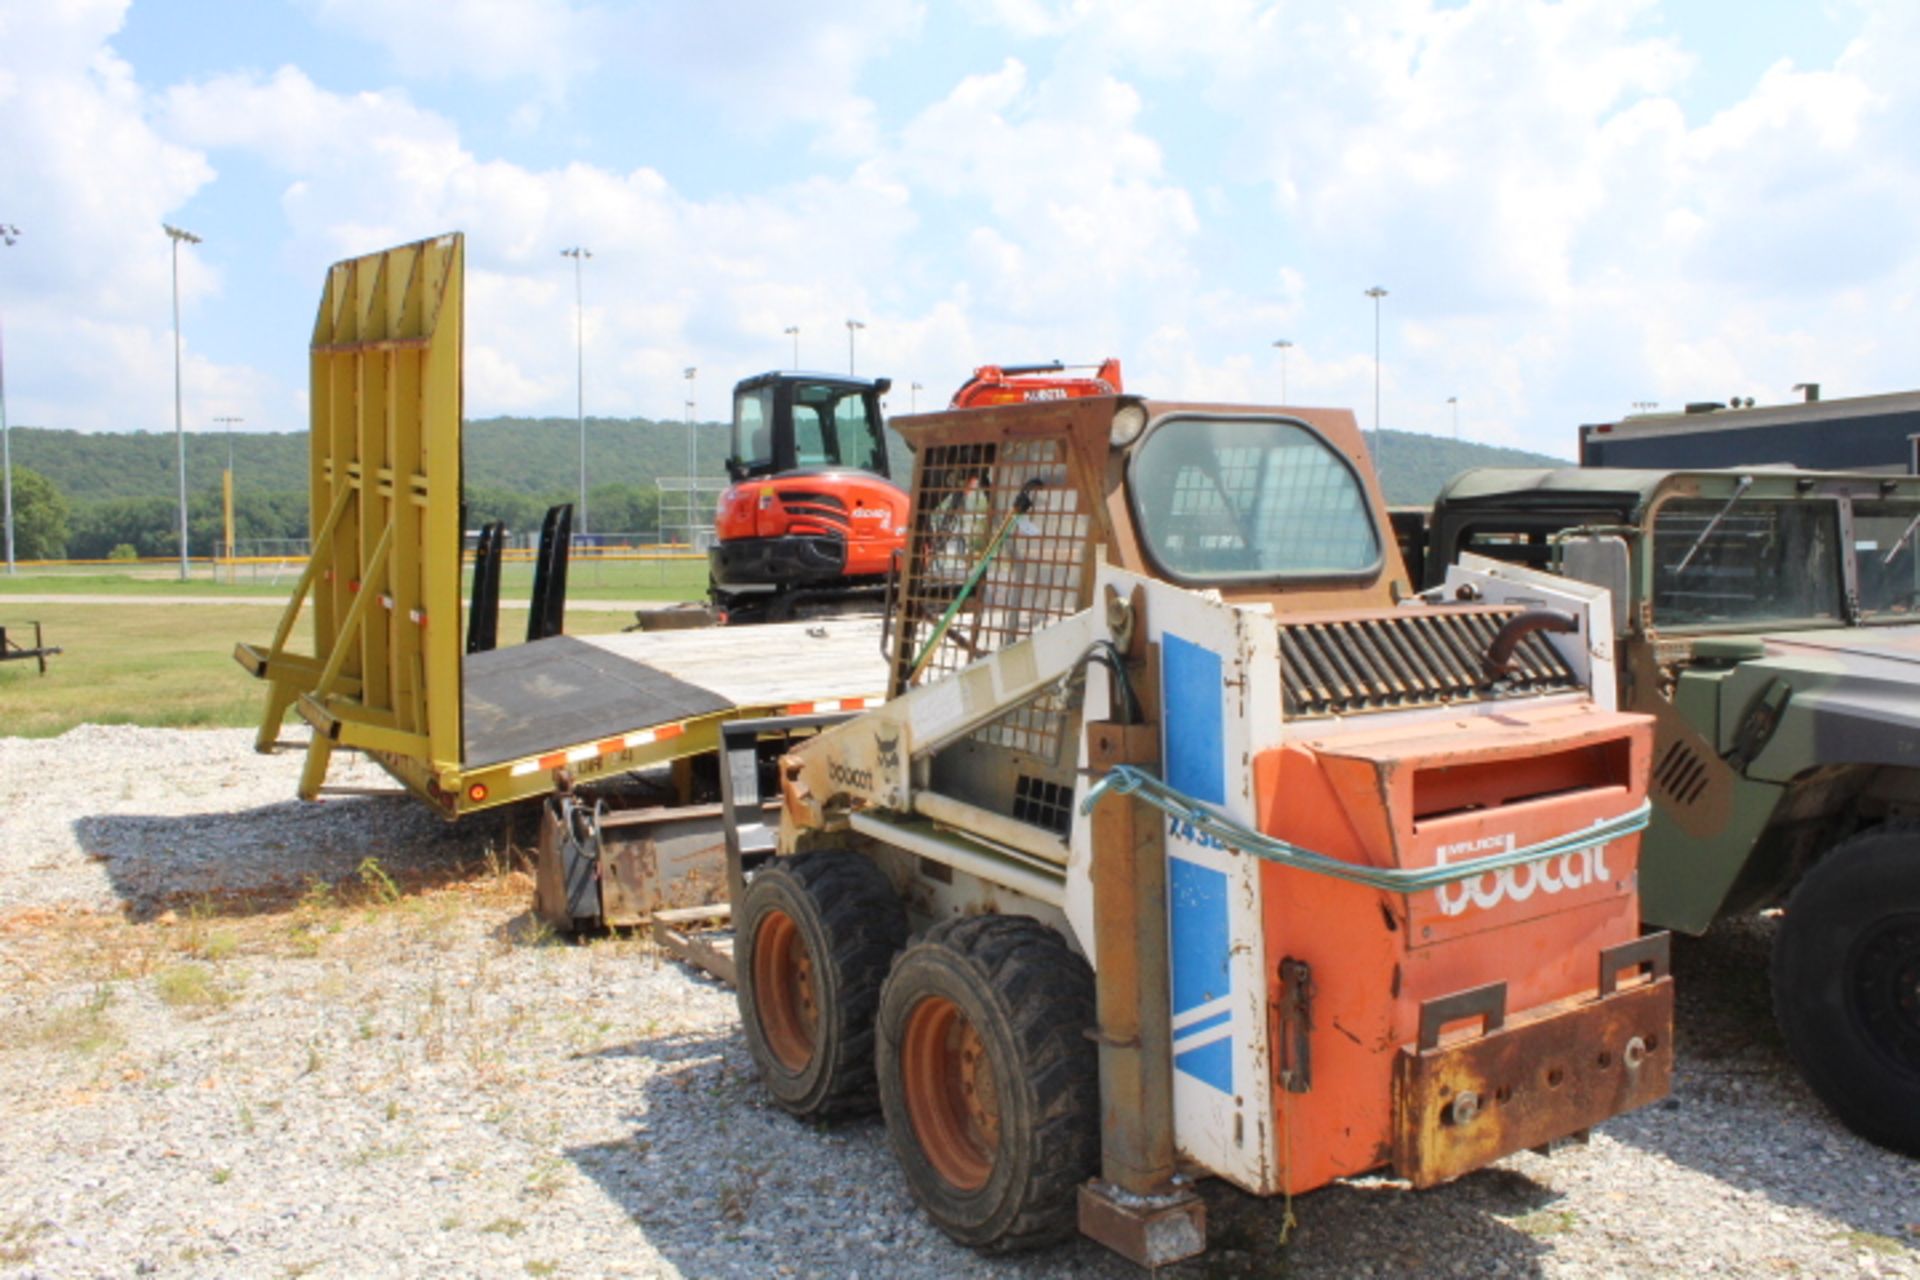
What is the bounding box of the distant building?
[1580,387,1920,473]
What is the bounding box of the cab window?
[1852,499,1920,620]
[1128,416,1381,581]
[733,388,774,470]
[1651,498,1841,627]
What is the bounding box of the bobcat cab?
[710,371,907,624]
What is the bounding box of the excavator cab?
[726,372,894,481]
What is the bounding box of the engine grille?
[1279,606,1581,718]
[779,490,850,537]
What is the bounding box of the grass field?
[0,600,635,739]
[0,558,710,602]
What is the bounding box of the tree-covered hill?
[12,417,1570,507]
[9,416,734,501]
[7,415,1571,556]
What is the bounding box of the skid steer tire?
[876,915,1099,1253]
[736,851,907,1120]
[1771,824,1920,1156]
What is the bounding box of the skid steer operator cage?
[888,405,1116,762]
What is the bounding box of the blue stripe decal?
[1162,633,1225,805]
[1175,1037,1234,1095]
[1168,855,1233,1094]
[1174,1007,1232,1043]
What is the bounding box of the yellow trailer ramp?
[235,232,887,818]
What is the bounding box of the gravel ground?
[1,726,1916,1279]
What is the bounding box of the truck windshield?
[1128,416,1381,581]
[1852,499,1920,620]
[1651,498,1842,628]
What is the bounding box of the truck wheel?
[876,915,1099,1253]
[736,851,907,1119]
[1771,825,1920,1155]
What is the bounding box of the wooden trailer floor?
[460,618,891,770]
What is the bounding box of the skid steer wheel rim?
[752,909,818,1072]
[900,994,999,1192]
[1851,912,1920,1073]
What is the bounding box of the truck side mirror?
[1559,535,1632,638]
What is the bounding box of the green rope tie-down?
[1080,764,1651,893]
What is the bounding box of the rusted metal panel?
[650,904,736,985]
[1391,975,1673,1188]
[1077,1180,1207,1270]
[533,798,729,932]
[594,804,729,926]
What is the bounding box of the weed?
[237,1100,256,1136]
[1834,1230,1912,1258]
[439,1215,462,1232]
[154,962,232,1011]
[407,893,462,939]
[210,1168,232,1185]
[524,1157,568,1201]
[29,984,123,1057]
[525,1263,557,1278]
[384,1098,402,1123]
[717,1161,767,1224]
[1511,1208,1579,1237]
[350,1141,413,1166]
[0,1218,47,1264]
[357,858,402,906]
[481,1218,527,1237]
[298,879,337,914]
[201,929,239,962]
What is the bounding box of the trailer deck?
[462,617,888,778]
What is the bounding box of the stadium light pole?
[0,222,19,576]
[684,366,698,502]
[1364,286,1387,466]
[1272,339,1293,404]
[1632,400,1657,414]
[910,381,923,412]
[165,223,202,582]
[561,246,591,534]
[846,318,864,375]
[1447,395,1458,440]
[784,325,799,369]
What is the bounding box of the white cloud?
[307,0,607,92]
[157,62,926,418]
[0,1,245,431]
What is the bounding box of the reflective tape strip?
[784,696,875,715]
[378,593,394,609]
[505,720,689,778]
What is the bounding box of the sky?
[0,0,1911,459]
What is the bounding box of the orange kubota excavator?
[710,361,1126,624]
[710,371,903,624]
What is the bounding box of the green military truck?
[1419,467,1920,1156]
